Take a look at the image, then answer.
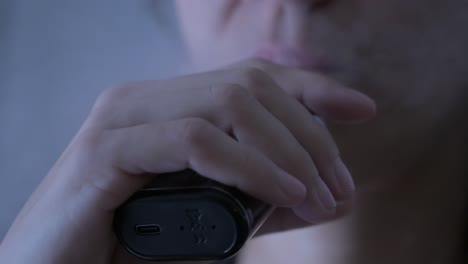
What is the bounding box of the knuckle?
[233,57,272,71]
[237,66,270,87]
[233,64,281,97]
[211,83,253,108]
[89,81,142,127]
[93,82,136,113]
[178,118,212,149]
[243,58,272,71]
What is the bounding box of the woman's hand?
[0,59,375,264]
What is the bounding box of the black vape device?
[114,169,274,261]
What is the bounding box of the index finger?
[226,59,377,122]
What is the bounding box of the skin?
[174,1,468,264]
[0,60,375,264]
[0,1,467,264]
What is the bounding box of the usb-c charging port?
[135,224,161,235]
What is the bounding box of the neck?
[340,117,468,264]
[238,111,468,264]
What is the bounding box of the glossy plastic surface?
[114,170,274,261]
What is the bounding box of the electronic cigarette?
[114,169,274,261]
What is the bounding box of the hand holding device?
[0,60,373,263]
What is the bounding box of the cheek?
[348,1,468,122]
[176,1,272,71]
[175,1,217,43]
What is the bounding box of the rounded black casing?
[114,170,273,261]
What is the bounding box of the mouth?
[253,44,340,74]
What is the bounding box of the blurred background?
[0,0,186,239]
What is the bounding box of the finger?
[227,59,377,122]
[89,77,237,129]
[97,118,307,210]
[256,199,353,235]
[209,82,337,222]
[242,72,355,202]
[89,62,375,130]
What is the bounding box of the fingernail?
[313,116,326,127]
[316,180,337,210]
[334,158,355,197]
[278,171,307,204]
[293,180,336,223]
